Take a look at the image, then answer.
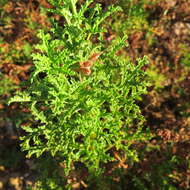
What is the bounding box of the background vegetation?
[0,0,190,189]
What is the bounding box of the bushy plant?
[10,0,149,177]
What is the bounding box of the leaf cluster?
[10,0,150,175]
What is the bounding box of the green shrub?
[10,0,150,179]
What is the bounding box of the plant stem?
[64,14,71,25]
[71,0,77,15]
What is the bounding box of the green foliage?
[0,73,17,96]
[178,43,190,69]
[28,156,66,190]
[146,65,166,90]
[0,0,8,17]
[10,0,149,177]
[111,0,154,35]
[181,53,190,68]
[124,144,182,190]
